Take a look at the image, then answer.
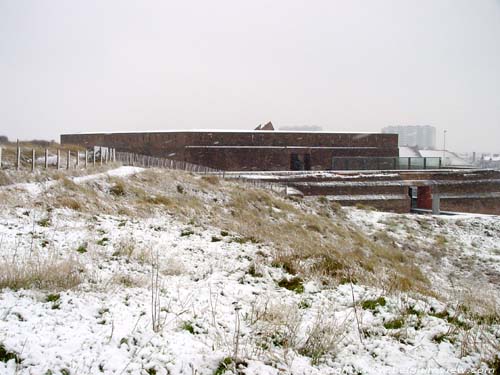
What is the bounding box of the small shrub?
[248,263,263,277]
[46,293,61,309]
[176,184,184,194]
[214,357,232,375]
[430,310,470,329]
[311,253,345,278]
[220,230,229,237]
[109,181,126,196]
[46,293,60,303]
[361,297,386,311]
[37,217,51,227]
[181,321,195,334]
[317,196,328,204]
[0,343,21,364]
[486,355,500,374]
[278,277,304,293]
[181,229,194,237]
[405,305,422,317]
[231,236,259,244]
[298,311,344,365]
[97,237,109,246]
[432,332,455,344]
[211,236,222,242]
[383,318,404,330]
[298,300,312,309]
[76,244,87,254]
[271,257,298,275]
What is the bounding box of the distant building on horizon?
[279,125,323,132]
[382,125,436,149]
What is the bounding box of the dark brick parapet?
[61,131,399,171]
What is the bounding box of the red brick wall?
[61,131,399,171]
[441,198,500,215]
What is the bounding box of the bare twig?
[348,267,364,344]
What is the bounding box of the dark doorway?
[417,186,432,209]
[304,154,311,170]
[409,187,417,209]
[290,153,302,170]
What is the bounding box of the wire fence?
[115,150,292,194]
[115,151,221,174]
[0,145,116,171]
[0,144,292,195]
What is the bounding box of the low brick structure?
[61,130,500,215]
[61,130,399,171]
[231,169,500,214]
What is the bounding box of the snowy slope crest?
[0,167,499,375]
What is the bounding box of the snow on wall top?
[61,129,385,136]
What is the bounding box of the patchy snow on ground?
[0,168,499,375]
[0,166,144,196]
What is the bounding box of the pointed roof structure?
[260,121,274,131]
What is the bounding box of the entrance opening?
[417,186,432,209]
[409,187,417,209]
[304,154,311,170]
[290,153,301,170]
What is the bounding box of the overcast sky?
[1,1,499,152]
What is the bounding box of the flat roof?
[61,129,391,136]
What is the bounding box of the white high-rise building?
[382,125,436,149]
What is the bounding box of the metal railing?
[331,156,442,170]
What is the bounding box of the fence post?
[16,145,21,170]
[76,151,80,168]
[32,149,35,172]
[93,149,96,167]
[432,194,440,215]
[85,150,88,169]
[44,149,48,169]
[67,150,71,169]
[57,149,61,169]
[100,147,103,165]
[0,146,2,169]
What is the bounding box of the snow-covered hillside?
[0,167,499,374]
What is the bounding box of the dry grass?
[205,186,430,294]
[109,178,126,196]
[57,197,83,210]
[201,175,220,185]
[0,168,440,295]
[112,237,136,258]
[0,254,83,291]
[109,273,146,288]
[246,300,346,364]
[0,163,121,187]
[0,171,13,186]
